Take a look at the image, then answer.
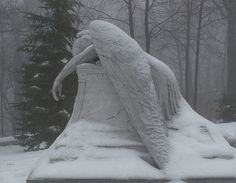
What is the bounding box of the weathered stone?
[27,177,236,183]
[28,64,159,181]
[30,20,236,182]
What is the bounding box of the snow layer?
[0,136,15,143]
[28,100,236,180]
[218,122,236,139]
[0,144,43,183]
[28,119,164,179]
[166,99,236,179]
[30,151,164,179]
[0,123,235,183]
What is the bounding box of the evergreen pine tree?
[17,0,79,150]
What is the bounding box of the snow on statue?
[52,20,236,170]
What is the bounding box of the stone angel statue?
[52,20,236,169]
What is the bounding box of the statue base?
[27,63,159,181]
[27,64,236,183]
[27,178,236,183]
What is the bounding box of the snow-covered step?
[27,178,236,183]
[27,63,236,183]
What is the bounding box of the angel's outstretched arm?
[52,45,98,101]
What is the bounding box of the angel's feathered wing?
[89,20,171,168]
[148,54,182,122]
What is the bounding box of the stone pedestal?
[27,177,236,183]
[27,64,236,183]
[27,63,159,182]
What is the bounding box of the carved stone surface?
[28,63,160,181]
[90,20,170,168]
[89,20,236,170]
[27,177,236,183]
[28,63,236,183]
[28,20,236,182]
[48,63,152,163]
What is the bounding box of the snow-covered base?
[27,64,236,181]
[27,101,236,181]
[29,120,159,179]
[166,99,236,179]
[28,64,162,180]
[0,134,235,183]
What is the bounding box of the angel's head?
[72,30,93,56]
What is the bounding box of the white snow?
[218,122,236,139]
[29,86,41,91]
[28,121,163,179]
[33,73,40,79]
[0,136,15,143]
[0,120,236,183]
[73,30,92,56]
[58,109,70,118]
[33,106,48,112]
[30,155,164,179]
[60,58,68,64]
[166,99,236,179]
[40,61,50,67]
[0,144,43,183]
[28,117,236,180]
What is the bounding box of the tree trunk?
[0,19,5,137]
[127,0,135,39]
[193,0,204,109]
[144,0,150,53]
[185,0,191,102]
[185,0,192,104]
[224,0,236,99]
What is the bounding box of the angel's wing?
[148,54,182,121]
[89,20,171,168]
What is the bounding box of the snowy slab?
[27,64,236,183]
[26,178,236,183]
[0,146,235,183]
[0,144,43,183]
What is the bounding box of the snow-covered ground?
[0,121,235,183]
[0,137,15,144]
[0,143,43,183]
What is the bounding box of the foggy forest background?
[0,0,236,149]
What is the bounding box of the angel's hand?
[52,79,62,101]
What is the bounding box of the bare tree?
[144,0,151,53]
[0,2,7,137]
[0,0,28,136]
[123,0,135,38]
[79,0,135,35]
[223,0,236,99]
[193,0,204,109]
[185,0,192,103]
[0,36,5,137]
